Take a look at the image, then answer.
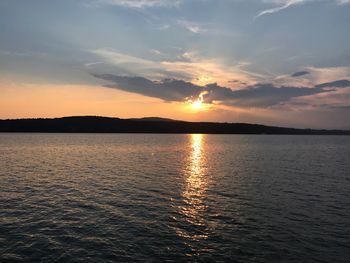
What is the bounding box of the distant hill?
[128,117,177,122]
[0,116,349,135]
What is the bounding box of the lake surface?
[1,134,349,262]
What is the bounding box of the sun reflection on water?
[177,134,209,241]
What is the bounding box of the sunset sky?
[0,0,349,128]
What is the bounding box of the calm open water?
[0,134,349,262]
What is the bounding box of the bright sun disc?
[192,100,203,109]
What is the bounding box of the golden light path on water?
[177,134,210,243]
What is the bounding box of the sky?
[0,0,349,129]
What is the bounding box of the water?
[0,134,349,262]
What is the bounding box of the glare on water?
[178,134,209,241]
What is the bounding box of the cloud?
[93,74,199,101]
[84,61,105,67]
[256,0,350,18]
[177,19,206,34]
[91,48,154,66]
[256,0,304,18]
[93,73,350,108]
[315,79,350,89]
[89,48,255,87]
[149,49,162,55]
[85,0,181,8]
[0,50,47,58]
[291,71,310,77]
[86,0,350,10]
[273,66,350,88]
[337,0,350,4]
[281,86,350,111]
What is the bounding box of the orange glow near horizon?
[0,79,247,122]
[0,81,188,119]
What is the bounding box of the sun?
[192,99,203,109]
[188,91,209,110]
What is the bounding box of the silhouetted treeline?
[0,116,349,135]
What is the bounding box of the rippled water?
[1,134,350,262]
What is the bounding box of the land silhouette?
[0,116,349,135]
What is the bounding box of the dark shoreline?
[1,116,349,135]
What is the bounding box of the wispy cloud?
[86,0,350,10]
[84,0,181,8]
[89,48,255,87]
[0,50,47,58]
[337,0,350,4]
[91,48,154,66]
[84,61,105,67]
[149,49,162,55]
[177,19,207,34]
[274,66,350,88]
[257,0,304,18]
[256,0,350,18]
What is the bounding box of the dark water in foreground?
[0,134,349,262]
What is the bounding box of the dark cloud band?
[93,73,350,108]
